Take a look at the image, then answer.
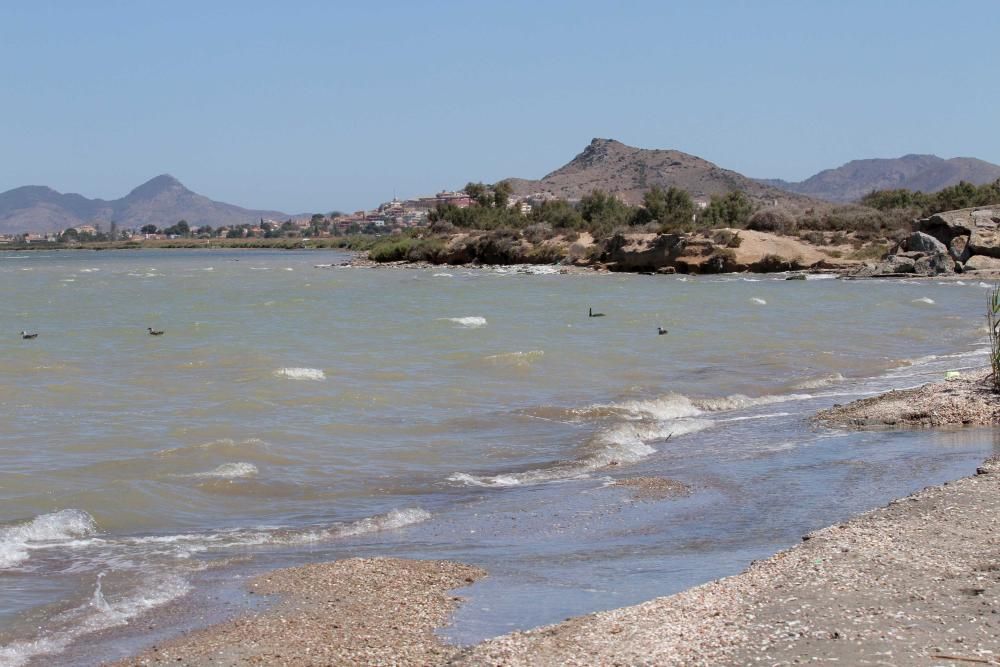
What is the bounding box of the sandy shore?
[109,377,1000,666]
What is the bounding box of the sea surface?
[0,249,997,665]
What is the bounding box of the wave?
[693,392,815,412]
[750,297,767,305]
[182,462,259,480]
[792,373,846,390]
[0,573,191,667]
[433,272,454,277]
[274,367,326,381]
[448,418,712,488]
[912,297,935,304]
[443,316,487,328]
[0,510,98,569]
[483,350,544,367]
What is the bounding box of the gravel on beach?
[815,368,1000,428]
[112,558,485,666]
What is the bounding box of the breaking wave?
[274,367,326,381]
[443,316,487,328]
[182,462,259,479]
[0,510,98,569]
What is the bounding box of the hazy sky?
[2,1,997,213]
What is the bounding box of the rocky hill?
[760,154,1000,203]
[504,138,823,214]
[0,175,289,235]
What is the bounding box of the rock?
[915,210,974,245]
[967,213,1000,258]
[904,231,947,254]
[878,255,916,274]
[913,252,955,275]
[949,235,971,263]
[962,254,1000,271]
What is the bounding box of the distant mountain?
[0,175,289,235]
[505,138,822,213]
[760,154,1000,203]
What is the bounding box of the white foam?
[0,509,97,569]
[0,573,190,667]
[600,393,703,420]
[912,297,935,304]
[184,462,259,480]
[694,392,814,412]
[750,297,767,305]
[274,367,326,381]
[444,316,487,328]
[792,373,846,390]
[433,272,454,277]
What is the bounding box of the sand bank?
[817,368,1000,428]
[112,558,484,666]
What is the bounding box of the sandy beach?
[106,374,1000,666]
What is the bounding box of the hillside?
[504,138,825,214]
[0,175,289,235]
[761,154,1000,203]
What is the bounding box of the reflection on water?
[0,249,997,664]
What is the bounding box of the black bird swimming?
[658,327,668,336]
[20,331,38,340]
[147,327,165,336]
[588,307,605,317]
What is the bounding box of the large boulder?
[904,231,947,254]
[963,254,1000,271]
[867,255,916,274]
[949,235,971,263]
[915,209,974,245]
[967,210,1000,258]
[914,252,955,275]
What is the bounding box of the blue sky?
[1,1,997,213]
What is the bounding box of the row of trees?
[428,182,755,238]
[860,179,1000,217]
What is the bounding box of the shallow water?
[0,249,997,665]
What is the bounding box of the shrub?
[988,284,1000,392]
[747,208,795,234]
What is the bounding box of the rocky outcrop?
[851,205,1000,277]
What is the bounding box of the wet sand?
[110,376,1000,666]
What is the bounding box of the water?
[0,249,997,665]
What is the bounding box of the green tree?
[493,181,513,209]
[164,220,190,236]
[634,186,696,231]
[699,191,754,228]
[141,224,158,234]
[579,189,633,236]
[464,182,492,207]
[529,199,585,229]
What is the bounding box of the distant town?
[0,187,561,245]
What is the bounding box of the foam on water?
[750,297,767,305]
[0,573,191,667]
[274,367,326,381]
[0,510,98,569]
[183,462,259,479]
[433,272,454,278]
[792,373,846,389]
[912,297,935,304]
[694,392,815,412]
[443,316,487,328]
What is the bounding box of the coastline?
[106,375,1000,666]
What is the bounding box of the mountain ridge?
[759,154,1000,203]
[0,176,289,235]
[504,138,823,214]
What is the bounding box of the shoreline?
[104,374,1000,666]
